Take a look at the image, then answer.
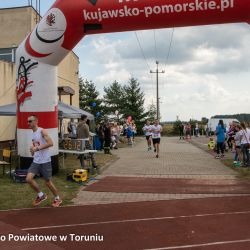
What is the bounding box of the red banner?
[48,0,250,51]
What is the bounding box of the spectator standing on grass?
[215,119,226,159]
[67,118,77,139]
[112,122,120,149]
[126,123,133,145]
[185,123,192,142]
[239,122,250,167]
[103,122,112,154]
[227,123,234,151]
[131,121,137,143]
[179,122,184,140]
[208,126,212,137]
[122,123,127,137]
[195,123,199,137]
[96,123,104,151]
[233,124,243,167]
[110,123,117,149]
[183,123,186,138]
[77,114,97,169]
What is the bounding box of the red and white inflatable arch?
[16,0,250,169]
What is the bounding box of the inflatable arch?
[16,0,250,168]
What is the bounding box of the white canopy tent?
[0,103,16,116]
[0,101,94,120]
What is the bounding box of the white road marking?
[144,238,250,250]
[22,210,250,231]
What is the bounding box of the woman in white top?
[239,122,250,167]
[111,122,120,149]
[131,121,137,143]
[150,119,162,158]
[234,124,243,166]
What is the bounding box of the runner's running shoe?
[32,194,47,206]
[52,199,62,207]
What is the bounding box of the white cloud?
[75,23,250,121]
[96,69,131,85]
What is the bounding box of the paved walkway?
[2,137,248,250]
[73,137,240,205]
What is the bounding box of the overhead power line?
[154,30,158,62]
[164,28,175,70]
[134,32,151,71]
[134,31,156,105]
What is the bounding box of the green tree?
[79,78,103,121]
[103,80,125,120]
[173,120,182,135]
[201,117,209,124]
[123,78,148,134]
[147,102,157,122]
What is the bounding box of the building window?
[0,47,17,63]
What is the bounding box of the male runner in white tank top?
[26,115,62,207]
[151,119,162,158]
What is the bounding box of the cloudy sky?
[1,0,250,121]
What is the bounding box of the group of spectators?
[64,116,138,169]
[214,120,250,167]
[68,115,250,168]
[179,123,192,141]
[179,122,205,141]
[177,119,250,168]
[95,121,137,153]
[95,122,120,153]
[66,117,138,154]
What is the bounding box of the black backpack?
[13,169,28,183]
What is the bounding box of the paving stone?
[73,137,240,205]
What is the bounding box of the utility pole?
[150,61,165,120]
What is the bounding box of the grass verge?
[0,152,116,210]
[191,137,250,179]
[221,158,250,179]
